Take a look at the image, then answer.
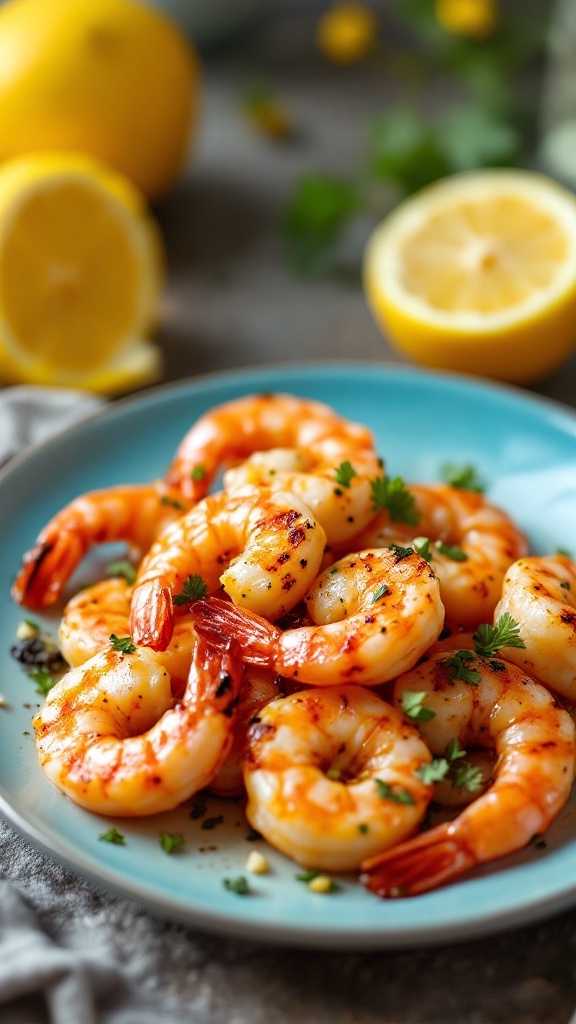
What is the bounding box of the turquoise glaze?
[1,363,576,949]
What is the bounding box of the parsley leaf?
[435,541,468,562]
[445,650,480,686]
[105,559,137,585]
[99,827,126,845]
[472,613,526,658]
[417,758,450,784]
[282,173,360,276]
[334,460,357,488]
[412,536,432,562]
[295,869,320,882]
[445,737,466,763]
[30,668,57,696]
[374,778,415,805]
[223,875,250,895]
[451,761,484,793]
[159,832,185,854]
[110,634,136,654]
[160,495,186,511]
[400,689,436,722]
[173,574,208,607]
[388,543,415,561]
[440,463,485,493]
[370,475,420,525]
[191,465,206,481]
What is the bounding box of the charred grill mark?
[288,526,307,547]
[281,574,296,591]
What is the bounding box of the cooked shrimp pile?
[11,392,576,897]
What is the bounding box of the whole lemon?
[0,0,199,200]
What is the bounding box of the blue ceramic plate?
[1,362,576,950]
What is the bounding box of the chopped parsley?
[105,559,137,585]
[417,758,450,785]
[223,875,250,895]
[374,778,415,805]
[435,541,468,562]
[472,613,526,658]
[189,792,208,820]
[451,761,484,792]
[30,668,58,696]
[110,634,136,655]
[295,869,320,882]
[412,536,432,562]
[440,463,485,493]
[191,465,206,481]
[173,574,208,606]
[99,827,126,845]
[334,460,357,488]
[159,832,185,854]
[372,583,390,603]
[445,650,480,686]
[388,543,415,561]
[400,689,436,723]
[370,475,420,525]
[201,815,224,830]
[160,495,186,511]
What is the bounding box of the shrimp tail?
[130,579,174,651]
[191,597,280,669]
[12,532,85,609]
[360,821,476,897]
[190,635,244,718]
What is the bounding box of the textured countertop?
[3,7,576,1023]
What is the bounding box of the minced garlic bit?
[308,874,337,894]
[246,850,269,875]
[16,620,39,641]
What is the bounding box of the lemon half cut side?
[0,152,163,393]
[364,169,576,383]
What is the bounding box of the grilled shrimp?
[59,577,196,692]
[165,392,376,499]
[362,653,575,897]
[243,686,433,871]
[33,635,243,816]
[351,483,528,628]
[12,481,192,609]
[494,555,576,701]
[130,489,326,650]
[191,547,444,687]
[224,446,382,546]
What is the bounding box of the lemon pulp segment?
[0,180,147,373]
[397,196,569,318]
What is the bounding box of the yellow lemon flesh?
[364,169,576,384]
[0,152,163,394]
[0,0,199,200]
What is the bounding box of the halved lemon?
[364,169,576,383]
[0,152,163,393]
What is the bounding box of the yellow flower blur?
[316,3,378,64]
[435,0,499,40]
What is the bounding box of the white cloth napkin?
[0,385,104,469]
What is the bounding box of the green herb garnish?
[105,559,137,585]
[173,574,208,607]
[110,634,136,655]
[440,463,485,493]
[334,460,357,488]
[374,778,415,805]
[99,827,126,845]
[445,650,480,686]
[370,475,420,525]
[400,689,436,722]
[435,541,468,562]
[159,832,185,854]
[223,876,250,895]
[372,583,390,603]
[472,613,526,658]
